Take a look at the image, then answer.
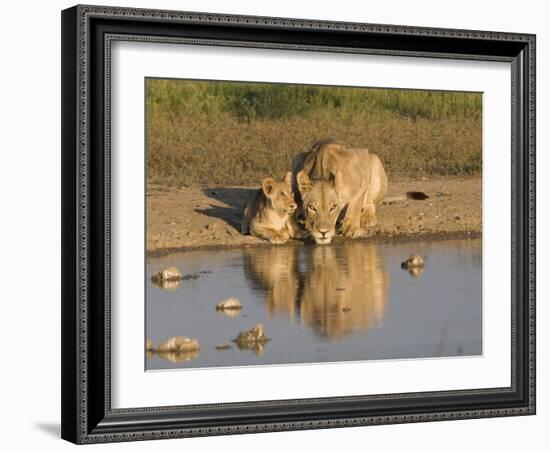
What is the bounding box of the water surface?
[146,239,482,370]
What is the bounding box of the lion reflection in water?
[243,246,301,319]
[243,244,389,339]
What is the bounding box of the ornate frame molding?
[61,4,536,444]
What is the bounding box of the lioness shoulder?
[241,172,303,244]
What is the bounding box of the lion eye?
[330,205,337,212]
[279,191,286,197]
[308,205,317,212]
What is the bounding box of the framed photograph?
[61,4,536,444]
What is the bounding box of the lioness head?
[297,170,343,245]
[262,172,297,215]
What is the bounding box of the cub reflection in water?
[243,244,389,339]
[243,246,300,319]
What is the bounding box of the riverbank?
[147,176,481,256]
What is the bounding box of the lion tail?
[382,191,429,204]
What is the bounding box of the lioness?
[293,139,388,244]
[241,172,302,244]
[299,244,389,338]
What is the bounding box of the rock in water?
[216,297,242,311]
[234,323,269,344]
[233,324,270,355]
[156,336,200,353]
[215,343,231,351]
[401,254,425,269]
[146,338,155,352]
[151,266,183,283]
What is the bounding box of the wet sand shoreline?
[147,231,481,258]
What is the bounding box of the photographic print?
[145,79,483,370]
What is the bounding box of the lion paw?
[360,216,378,229]
[342,223,363,239]
[269,235,289,244]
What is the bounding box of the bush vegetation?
[146,78,482,186]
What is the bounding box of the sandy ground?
[147,176,481,256]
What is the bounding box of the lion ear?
[262,177,277,197]
[297,170,312,195]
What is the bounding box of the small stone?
[216,297,242,311]
[233,324,270,355]
[234,323,269,344]
[215,343,231,351]
[151,266,182,283]
[157,336,200,353]
[401,254,425,269]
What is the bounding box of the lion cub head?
[296,170,343,245]
[262,172,297,216]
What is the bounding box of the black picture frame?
[61,4,536,444]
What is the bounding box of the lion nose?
[319,228,329,237]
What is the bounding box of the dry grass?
[146,79,482,187]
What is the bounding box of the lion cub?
[241,172,302,244]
